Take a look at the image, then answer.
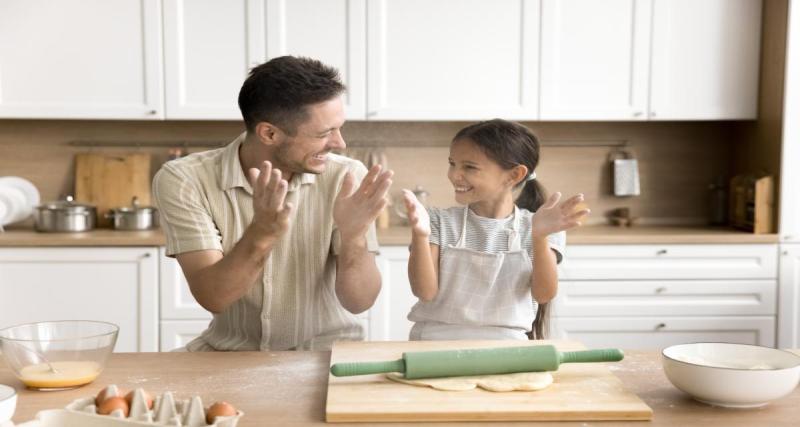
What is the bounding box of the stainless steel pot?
[106,197,159,231]
[34,196,97,232]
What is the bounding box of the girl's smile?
[447,138,522,218]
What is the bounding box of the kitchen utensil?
[609,150,640,197]
[74,153,151,228]
[729,174,774,233]
[33,196,97,232]
[327,340,651,422]
[105,196,159,231]
[662,342,800,408]
[0,320,118,390]
[331,344,623,379]
[0,385,16,424]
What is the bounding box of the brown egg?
[95,387,126,406]
[124,389,154,409]
[206,401,237,424]
[98,396,130,417]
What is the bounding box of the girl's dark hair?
[452,119,550,340]
[238,56,346,135]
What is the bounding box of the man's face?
[273,97,347,175]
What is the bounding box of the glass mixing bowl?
[0,320,118,390]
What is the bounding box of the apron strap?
[507,205,523,251]
[454,207,470,248]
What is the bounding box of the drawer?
[552,280,777,316]
[559,244,778,280]
[551,316,775,349]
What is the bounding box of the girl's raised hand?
[402,189,431,237]
[531,192,590,238]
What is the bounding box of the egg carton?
[14,385,242,427]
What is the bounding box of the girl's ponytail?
[518,178,550,340]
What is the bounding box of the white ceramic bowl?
[0,384,17,423]
[662,342,800,408]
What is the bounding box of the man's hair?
[237,56,346,135]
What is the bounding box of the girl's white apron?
[408,206,535,340]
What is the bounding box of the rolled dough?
[386,371,554,392]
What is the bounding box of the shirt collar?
[220,132,317,194]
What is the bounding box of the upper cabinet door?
[262,0,366,119]
[649,0,762,120]
[163,0,260,119]
[366,0,540,121]
[540,0,651,120]
[0,0,163,119]
[780,0,800,242]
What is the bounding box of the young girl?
[402,119,588,341]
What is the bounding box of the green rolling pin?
[330,345,623,380]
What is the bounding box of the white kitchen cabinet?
[539,0,651,120]
[262,0,366,119]
[780,0,800,243]
[559,244,778,281]
[649,0,762,120]
[163,0,366,120]
[554,243,779,349]
[554,279,776,317]
[160,320,209,351]
[366,0,540,120]
[0,0,164,119]
[370,246,416,341]
[552,317,776,349]
[0,248,159,352]
[778,245,800,348]
[162,0,259,119]
[159,248,211,351]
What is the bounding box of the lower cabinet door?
[371,246,417,341]
[0,247,159,352]
[160,320,210,351]
[552,316,776,349]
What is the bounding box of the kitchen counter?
[2,350,798,426]
[0,224,779,247]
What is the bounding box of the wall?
[0,119,737,227]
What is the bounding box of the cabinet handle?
[656,249,668,256]
[650,111,657,118]
[147,110,157,115]
[655,323,666,331]
[655,287,667,294]
[783,250,790,256]
[140,252,151,259]
[633,111,643,117]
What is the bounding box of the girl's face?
[447,138,519,208]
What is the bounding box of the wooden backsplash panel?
[0,120,736,227]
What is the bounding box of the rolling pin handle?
[560,349,625,364]
[330,359,406,377]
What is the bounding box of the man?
[153,56,392,351]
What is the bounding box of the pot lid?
[36,195,95,211]
[110,196,157,213]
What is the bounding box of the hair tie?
[526,171,537,181]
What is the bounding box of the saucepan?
[33,196,96,232]
[105,197,159,231]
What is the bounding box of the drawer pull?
[656,249,668,256]
[655,323,666,331]
[655,287,667,294]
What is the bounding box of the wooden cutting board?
[326,340,652,423]
[74,153,151,227]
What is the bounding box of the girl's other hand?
[531,192,590,238]
[402,189,431,237]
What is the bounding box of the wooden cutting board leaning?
[326,340,653,423]
[74,153,151,228]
